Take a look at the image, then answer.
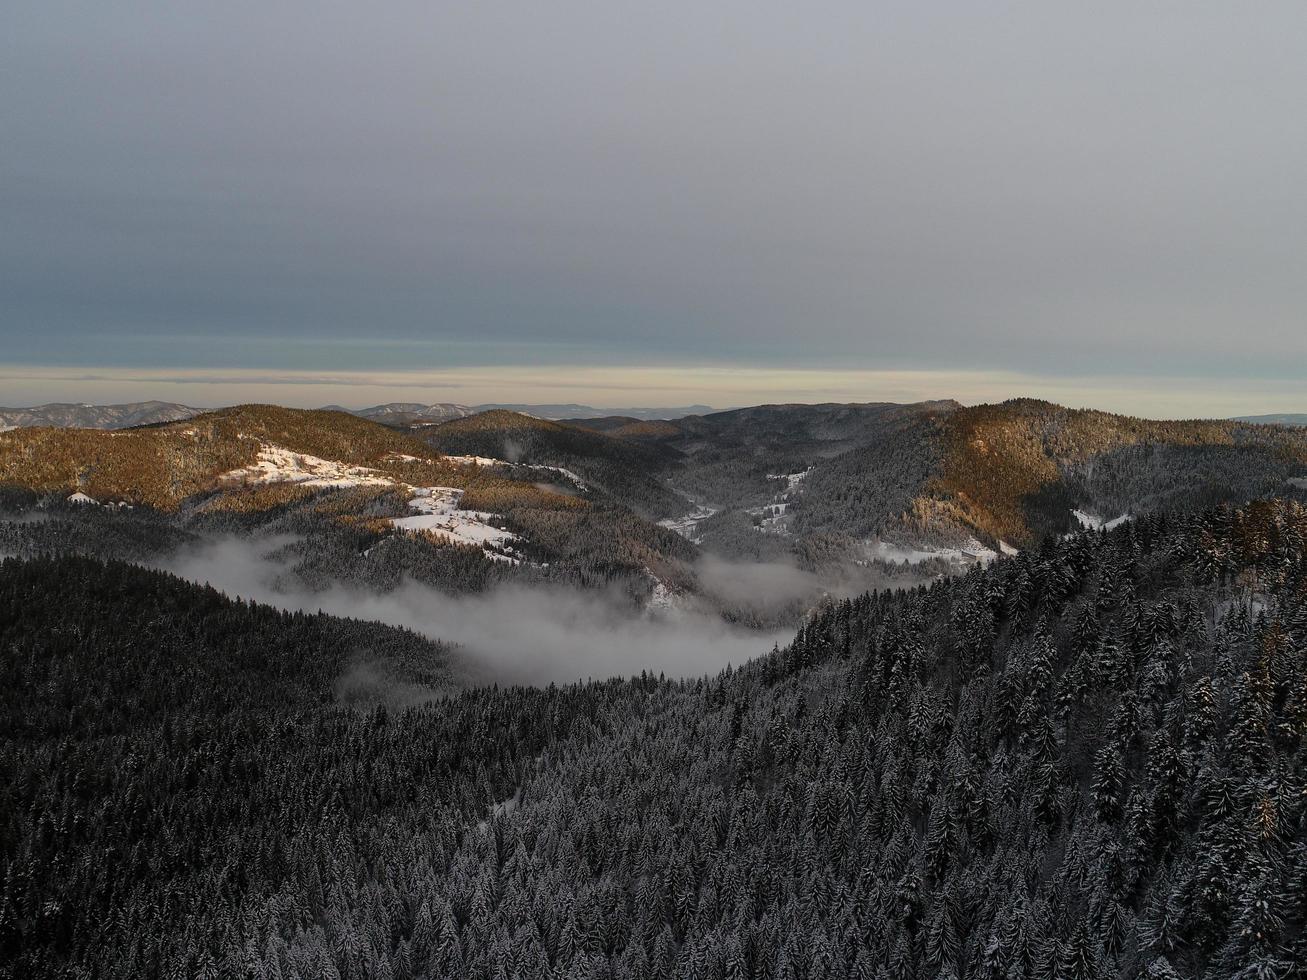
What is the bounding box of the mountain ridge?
[1234,413,1307,427]
[0,400,720,431]
[0,400,203,430]
[5,397,1305,614]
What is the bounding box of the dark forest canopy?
[2,499,1307,978]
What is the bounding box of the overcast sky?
[3,2,1305,415]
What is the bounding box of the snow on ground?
[67,492,97,505]
[391,487,522,563]
[644,570,681,613]
[491,787,521,819]
[767,468,811,492]
[1072,509,1133,531]
[1216,595,1270,620]
[221,446,393,488]
[747,501,792,534]
[999,541,1021,556]
[443,454,509,468]
[659,504,719,543]
[534,466,588,490]
[867,537,1002,567]
[476,786,524,833]
[440,455,588,490]
[219,445,527,563]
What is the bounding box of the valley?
[3,397,1307,978]
[9,7,1306,975]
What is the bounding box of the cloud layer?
[3,364,1304,418]
[5,2,1306,413]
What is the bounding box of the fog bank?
[159,538,790,685]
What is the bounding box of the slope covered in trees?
[3,499,1305,978]
[570,399,1307,563]
[0,404,701,605]
[6,399,1304,613]
[935,399,1307,547]
[0,404,459,509]
[416,410,688,520]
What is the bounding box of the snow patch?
[221,446,393,488]
[67,492,98,505]
[443,455,589,491]
[999,541,1021,556]
[867,537,1001,567]
[534,465,588,491]
[1072,509,1132,531]
[646,573,678,612]
[443,454,509,468]
[768,468,811,492]
[391,487,521,563]
[219,445,526,563]
[492,787,521,819]
[747,501,791,534]
[659,504,719,543]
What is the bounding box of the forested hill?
[3,500,1306,977]
[0,405,699,605]
[557,398,1307,558]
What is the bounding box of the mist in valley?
[159,537,792,685]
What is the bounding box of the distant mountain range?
[320,403,478,427]
[1234,413,1307,427]
[4,397,1307,624]
[418,398,1307,554]
[1,401,717,431]
[0,401,203,431]
[481,403,718,421]
[333,402,718,426]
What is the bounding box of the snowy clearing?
[221,446,393,488]
[218,445,525,562]
[391,487,522,563]
[443,454,508,468]
[67,492,97,505]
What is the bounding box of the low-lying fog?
[158,538,793,685]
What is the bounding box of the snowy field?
[220,444,524,562]
[221,446,394,488]
[390,487,522,563]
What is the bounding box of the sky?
[3,2,1305,416]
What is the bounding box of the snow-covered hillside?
[219,445,524,562]
[391,488,522,563]
[221,446,395,488]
